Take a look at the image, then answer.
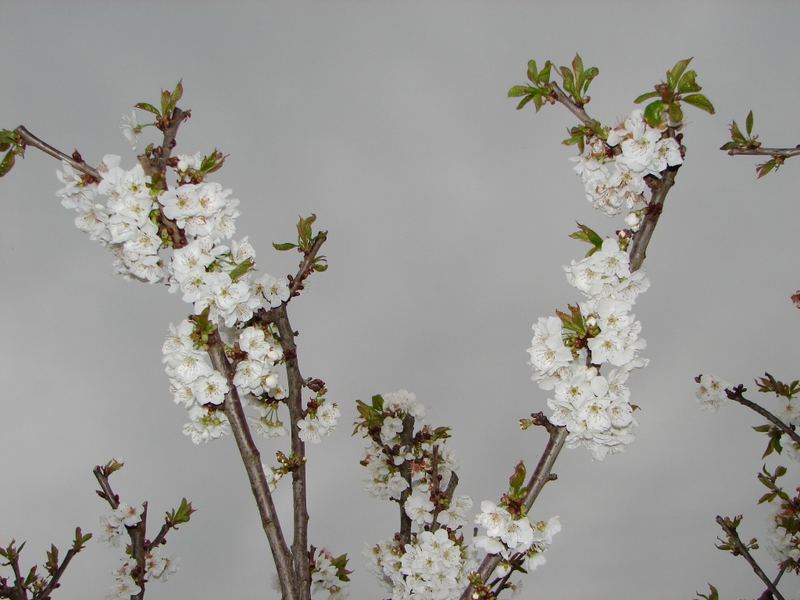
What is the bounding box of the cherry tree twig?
[715,516,786,600]
[724,146,800,159]
[460,89,680,600]
[725,386,800,447]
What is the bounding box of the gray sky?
[1,2,798,599]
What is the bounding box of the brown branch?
[92,466,120,510]
[629,166,679,272]
[725,387,800,447]
[550,82,597,127]
[13,126,100,181]
[460,421,567,599]
[397,415,416,546]
[724,146,800,159]
[9,552,26,600]
[268,305,312,600]
[716,516,786,600]
[139,107,189,249]
[33,546,80,600]
[206,330,298,600]
[289,232,328,297]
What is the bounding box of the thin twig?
[206,330,298,600]
[724,146,800,158]
[716,516,786,600]
[629,166,679,271]
[549,82,597,127]
[397,414,416,546]
[725,388,800,447]
[13,126,100,181]
[289,232,328,297]
[34,545,80,600]
[269,305,312,600]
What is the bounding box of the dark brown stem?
[397,415,416,546]
[289,232,328,297]
[206,331,298,600]
[715,516,786,600]
[13,126,100,181]
[139,107,189,249]
[130,503,148,600]
[550,82,597,127]
[461,423,567,599]
[9,553,26,600]
[724,146,800,158]
[33,546,80,600]
[92,466,120,510]
[726,389,800,447]
[629,167,678,271]
[269,305,311,600]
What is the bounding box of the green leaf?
[509,461,526,491]
[526,60,538,83]
[745,110,754,136]
[643,100,664,127]
[569,223,603,250]
[169,498,195,526]
[580,66,599,95]
[538,61,552,85]
[559,66,575,96]
[229,258,255,282]
[516,95,534,111]
[272,241,297,251]
[0,150,16,177]
[508,85,533,98]
[668,102,684,126]
[667,57,693,89]
[371,394,385,412]
[756,158,777,178]
[571,53,584,79]
[134,102,161,116]
[172,80,184,105]
[728,121,746,144]
[677,70,701,94]
[682,93,715,114]
[633,91,660,104]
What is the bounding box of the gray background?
[1,1,798,598]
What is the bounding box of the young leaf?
[538,61,552,85]
[508,85,533,98]
[667,57,693,89]
[134,102,161,116]
[516,95,534,111]
[756,158,777,178]
[0,150,15,177]
[272,241,297,251]
[677,70,701,94]
[643,100,664,127]
[682,93,715,114]
[633,91,660,104]
[745,110,754,136]
[526,60,538,83]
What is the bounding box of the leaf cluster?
[569,222,603,257]
[634,57,714,127]
[508,54,598,112]
[135,80,185,124]
[756,373,799,400]
[756,463,790,505]
[273,214,328,273]
[0,129,23,178]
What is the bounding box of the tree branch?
[206,331,298,600]
[724,146,800,159]
[715,516,786,600]
[725,387,800,447]
[268,305,312,600]
[289,232,328,298]
[33,546,80,600]
[397,414,416,546]
[13,126,100,181]
[550,82,597,127]
[629,165,679,271]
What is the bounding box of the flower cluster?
[765,493,800,571]
[357,391,475,599]
[310,547,351,598]
[57,156,164,282]
[99,503,178,600]
[572,109,682,218]
[474,500,560,573]
[368,529,475,600]
[529,237,649,459]
[694,374,730,413]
